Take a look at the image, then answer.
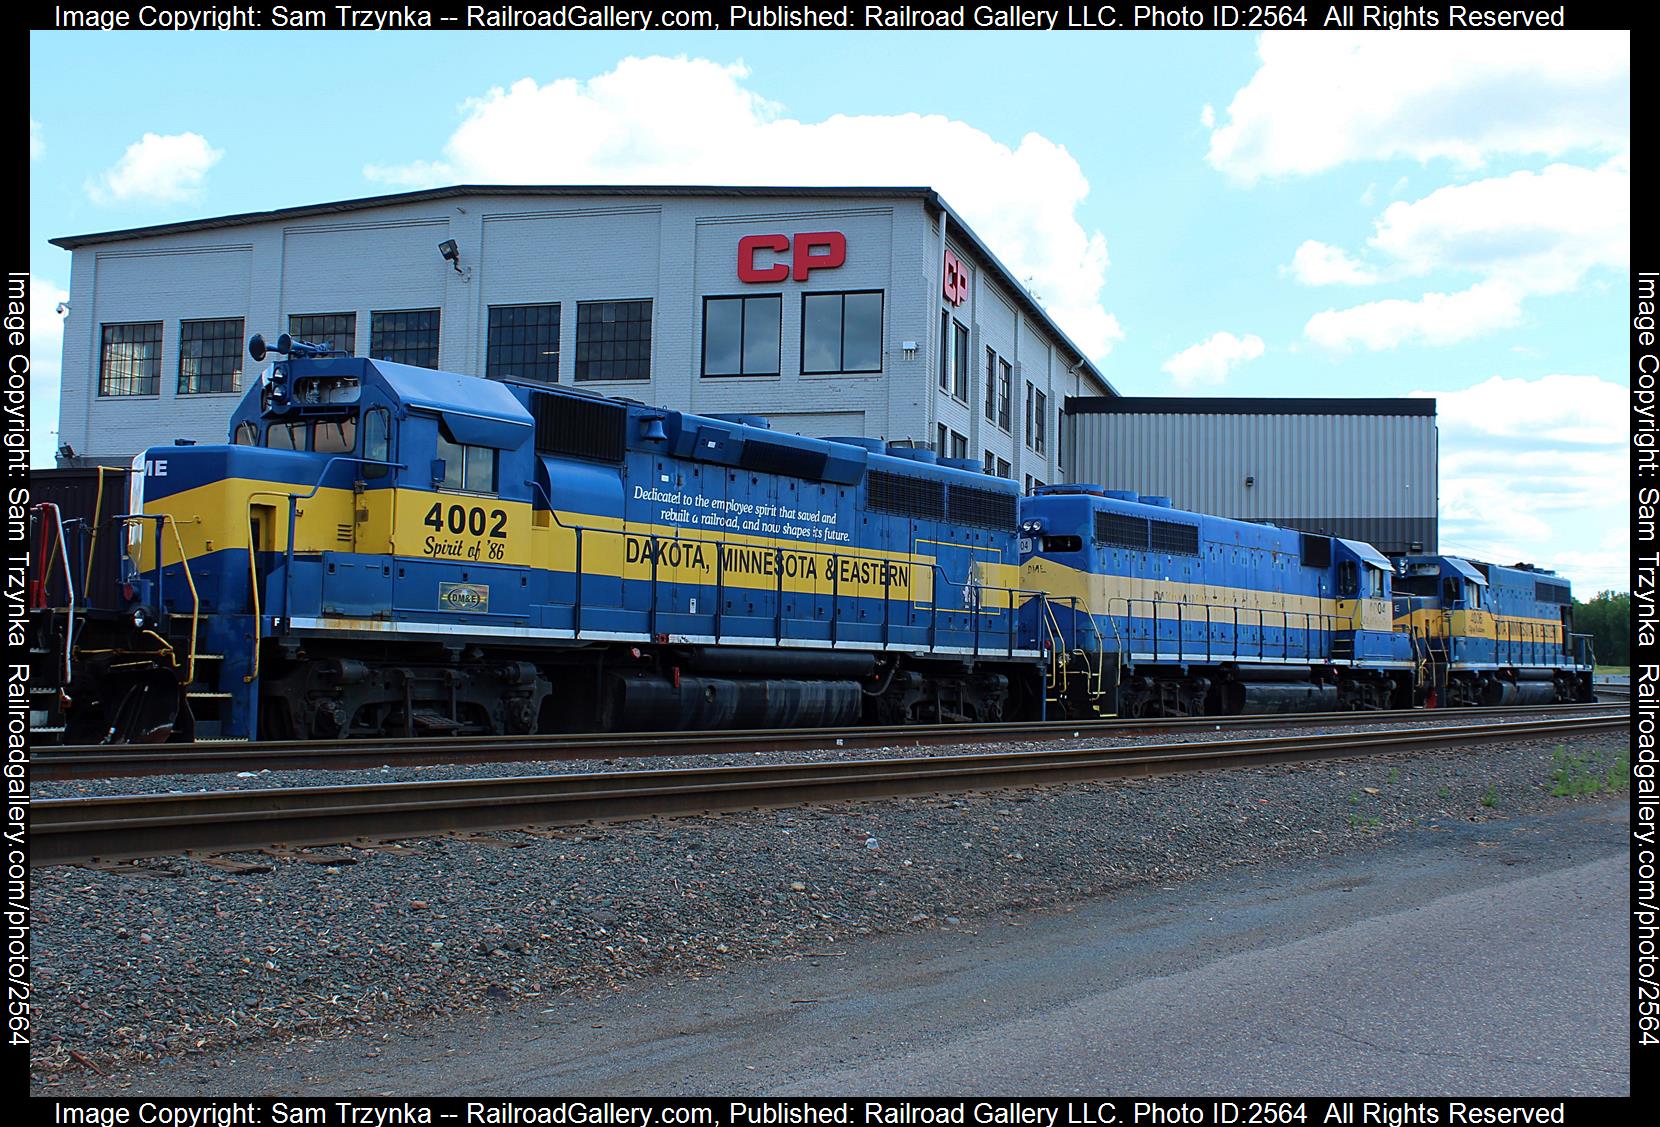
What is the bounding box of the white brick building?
[50,186,1114,486]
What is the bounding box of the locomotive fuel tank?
[604,672,863,730]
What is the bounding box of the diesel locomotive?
[25,336,1596,743]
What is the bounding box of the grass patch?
[1550,745,1631,798]
[1480,785,1499,809]
[1596,666,1629,676]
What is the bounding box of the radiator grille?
[532,393,626,463]
[1095,510,1149,550]
[949,485,1017,530]
[867,470,946,522]
[738,439,829,481]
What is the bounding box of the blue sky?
[28,30,1630,591]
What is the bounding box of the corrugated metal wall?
[1065,409,1438,554]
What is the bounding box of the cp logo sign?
[943,248,969,305]
[738,232,847,283]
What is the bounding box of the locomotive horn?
[248,334,267,361]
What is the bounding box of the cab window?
[362,408,390,479]
[265,422,307,450]
[314,417,357,455]
[1467,582,1483,610]
[232,421,258,446]
[436,427,496,494]
[1366,568,1385,599]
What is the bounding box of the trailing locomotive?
[1018,486,1420,718]
[24,336,1596,744]
[1392,555,1594,706]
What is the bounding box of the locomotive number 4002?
[424,502,508,539]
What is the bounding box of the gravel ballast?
[28,728,1629,1088]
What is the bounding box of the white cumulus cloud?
[1207,31,1629,183]
[29,280,69,468]
[1160,331,1265,389]
[364,55,1124,358]
[1304,281,1522,352]
[1298,158,1628,349]
[1288,240,1380,285]
[1414,373,1627,592]
[87,131,223,205]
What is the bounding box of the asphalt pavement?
[97,797,1627,1096]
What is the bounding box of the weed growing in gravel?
[1387,767,1400,785]
[1481,785,1499,808]
[1437,786,1450,799]
[1550,747,1632,797]
[1347,813,1382,832]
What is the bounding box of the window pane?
[265,422,305,450]
[703,298,743,376]
[575,300,651,380]
[843,293,882,372]
[742,296,781,375]
[363,409,389,478]
[99,322,163,397]
[465,444,495,493]
[371,309,440,368]
[178,318,244,395]
[289,313,355,355]
[802,294,841,373]
[951,321,968,397]
[437,432,464,489]
[487,303,559,383]
[314,417,357,454]
[233,422,257,446]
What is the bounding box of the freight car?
[28,334,1050,743]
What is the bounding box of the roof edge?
[1065,396,1436,417]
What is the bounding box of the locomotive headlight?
[131,606,152,631]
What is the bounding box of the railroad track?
[31,701,1624,781]
[30,713,1628,868]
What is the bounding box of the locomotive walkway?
[30,712,1625,867]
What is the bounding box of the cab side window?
[436,426,497,494]
[362,408,390,479]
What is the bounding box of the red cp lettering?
[791,231,847,281]
[738,234,790,283]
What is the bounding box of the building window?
[984,450,996,474]
[996,457,1011,479]
[804,291,882,374]
[371,309,440,368]
[1055,405,1065,470]
[1032,389,1047,453]
[939,313,951,392]
[937,427,967,460]
[703,294,780,378]
[178,318,244,395]
[575,299,652,381]
[950,431,968,460]
[487,303,560,383]
[984,348,997,421]
[289,312,355,354]
[997,360,1012,430]
[938,424,950,456]
[98,322,162,397]
[951,321,969,401]
[436,427,497,494]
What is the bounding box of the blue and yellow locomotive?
[39,334,1047,742]
[1018,487,1420,717]
[1392,555,1595,706]
[26,336,1597,743]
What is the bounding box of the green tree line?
[1573,591,1630,668]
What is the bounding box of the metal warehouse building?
[49,185,1113,485]
[1063,397,1439,556]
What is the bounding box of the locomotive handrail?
[30,504,78,692]
[110,512,201,688]
[525,479,1045,654]
[1099,595,1341,667]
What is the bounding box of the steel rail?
[30,714,1627,867]
[30,701,1624,781]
